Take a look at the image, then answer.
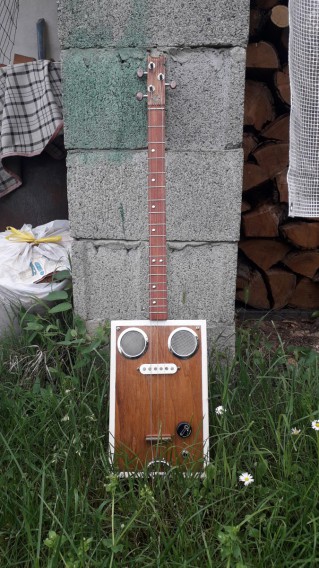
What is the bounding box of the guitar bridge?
[145,434,172,443]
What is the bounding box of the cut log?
[246,41,280,70]
[236,260,252,289]
[243,132,258,161]
[261,114,289,143]
[253,142,289,178]
[244,80,276,130]
[254,0,278,8]
[270,6,289,29]
[242,204,283,237]
[281,27,289,51]
[239,239,291,271]
[283,251,319,279]
[265,269,296,309]
[289,278,319,309]
[243,162,269,192]
[274,65,290,106]
[241,201,252,213]
[249,8,267,39]
[236,269,270,309]
[280,222,319,250]
[274,169,288,203]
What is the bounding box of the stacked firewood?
[237,0,319,311]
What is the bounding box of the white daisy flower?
[311,420,319,431]
[291,427,301,435]
[215,405,226,415]
[61,414,70,422]
[239,472,254,486]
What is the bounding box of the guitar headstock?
[136,54,176,106]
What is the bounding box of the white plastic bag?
[0,220,72,310]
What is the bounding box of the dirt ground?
[236,311,319,352]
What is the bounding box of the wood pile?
[237,0,319,310]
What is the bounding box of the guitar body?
[109,320,209,474]
[108,54,210,475]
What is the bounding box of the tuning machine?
[136,92,147,101]
[137,67,147,78]
[165,81,177,90]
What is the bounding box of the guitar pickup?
[146,435,172,443]
[138,363,178,375]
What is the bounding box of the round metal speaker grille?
[168,327,199,359]
[117,328,148,359]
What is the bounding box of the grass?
[1,305,319,566]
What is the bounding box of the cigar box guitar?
[109,54,209,475]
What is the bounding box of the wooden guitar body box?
[109,320,209,475]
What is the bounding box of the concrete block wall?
[57,0,250,350]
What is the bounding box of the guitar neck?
[147,55,168,321]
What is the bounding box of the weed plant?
[1,304,319,566]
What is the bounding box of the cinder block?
[71,239,238,326]
[62,48,246,151]
[67,149,243,242]
[57,0,249,49]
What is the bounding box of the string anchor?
[136,92,148,101]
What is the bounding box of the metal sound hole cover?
[168,327,199,359]
[117,328,148,359]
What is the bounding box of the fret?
[149,273,167,276]
[149,311,168,314]
[149,107,165,110]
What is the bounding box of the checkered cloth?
[0,60,63,198]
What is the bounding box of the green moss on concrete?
[62,49,147,150]
[59,0,148,49]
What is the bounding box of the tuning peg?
[136,92,147,101]
[137,68,147,78]
[165,80,177,89]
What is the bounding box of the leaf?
[46,290,69,302]
[52,269,71,281]
[25,322,44,331]
[81,339,102,354]
[102,539,123,553]
[48,302,73,314]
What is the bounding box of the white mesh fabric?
[288,0,319,217]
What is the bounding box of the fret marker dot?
[152,259,156,263]
[159,259,163,263]
[151,149,155,153]
[152,285,156,289]
[152,301,157,304]
[152,178,156,182]
[152,229,155,232]
[152,205,155,209]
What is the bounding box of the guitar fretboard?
[147,55,168,321]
